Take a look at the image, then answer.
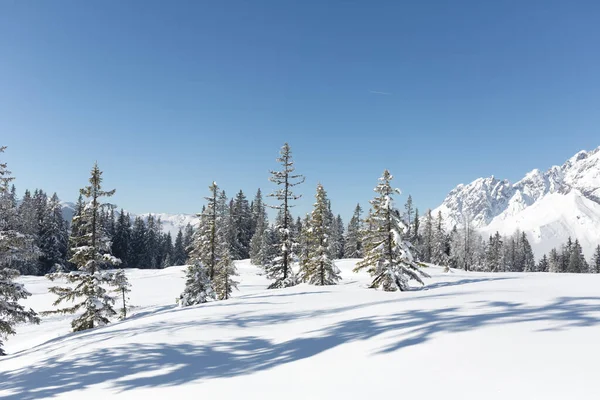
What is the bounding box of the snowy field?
[2,260,600,399]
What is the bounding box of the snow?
[434,146,600,258]
[2,260,600,399]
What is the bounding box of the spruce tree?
[178,182,221,306]
[537,254,549,272]
[111,210,131,268]
[38,193,68,274]
[249,189,268,264]
[354,170,428,291]
[45,163,122,332]
[567,239,587,273]
[0,147,40,355]
[422,209,434,263]
[266,143,304,289]
[404,195,414,238]
[591,245,600,274]
[548,248,561,273]
[520,232,535,272]
[231,190,252,259]
[112,269,131,319]
[431,210,448,267]
[173,229,187,266]
[344,204,363,258]
[300,184,341,285]
[485,232,503,272]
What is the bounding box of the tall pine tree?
[354,170,428,291]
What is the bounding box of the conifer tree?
[548,248,561,273]
[404,195,414,238]
[431,210,448,267]
[213,238,238,300]
[112,269,131,319]
[591,245,600,274]
[46,163,122,332]
[249,189,268,264]
[231,190,252,259]
[300,184,341,285]
[485,232,503,272]
[38,193,68,274]
[520,232,535,272]
[173,229,187,265]
[266,143,304,289]
[422,209,434,263]
[129,216,146,269]
[537,254,549,272]
[178,182,221,306]
[111,210,131,268]
[567,239,587,273]
[354,170,428,291]
[344,204,363,258]
[0,147,40,355]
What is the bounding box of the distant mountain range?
[59,203,200,237]
[433,146,600,258]
[60,146,600,259]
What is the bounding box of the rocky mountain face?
[434,147,600,258]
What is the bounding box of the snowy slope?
[2,261,600,399]
[434,146,600,258]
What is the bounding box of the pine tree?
[431,210,448,267]
[112,269,131,319]
[249,189,269,264]
[422,209,434,263]
[520,232,535,272]
[548,248,561,273]
[111,210,131,268]
[537,254,549,272]
[591,245,600,274]
[129,216,147,269]
[231,190,252,259]
[182,223,194,257]
[485,232,503,272]
[45,163,122,332]
[404,195,414,238]
[266,143,304,289]
[354,170,428,291]
[173,229,187,266]
[344,204,363,258]
[567,239,587,273]
[0,147,40,355]
[300,184,341,285]
[178,182,221,306]
[38,193,68,275]
[213,238,238,300]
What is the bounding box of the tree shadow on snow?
[1,296,600,399]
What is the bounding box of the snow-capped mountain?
[59,202,200,237]
[434,146,600,258]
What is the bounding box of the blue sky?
[1,0,599,220]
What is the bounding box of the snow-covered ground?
[2,260,600,399]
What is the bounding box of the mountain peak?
[434,146,600,258]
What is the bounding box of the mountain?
[59,202,200,237]
[434,146,600,258]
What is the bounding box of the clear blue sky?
[1,0,599,220]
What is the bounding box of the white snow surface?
[434,146,600,258]
[2,260,600,399]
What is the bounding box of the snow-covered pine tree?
[537,254,549,272]
[129,216,146,269]
[485,232,503,272]
[45,163,122,332]
[38,193,68,275]
[520,232,535,272]
[111,269,131,319]
[300,184,341,285]
[431,210,448,268]
[266,143,304,289]
[0,146,41,355]
[330,214,345,260]
[404,195,414,238]
[344,204,363,259]
[249,189,269,264]
[567,239,587,273]
[213,236,238,300]
[354,170,429,291]
[178,182,221,306]
[173,229,187,265]
[421,209,434,263]
[548,248,561,273]
[111,210,131,268]
[0,268,40,356]
[231,190,252,259]
[591,245,600,274]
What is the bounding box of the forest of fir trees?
[3,142,600,354]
